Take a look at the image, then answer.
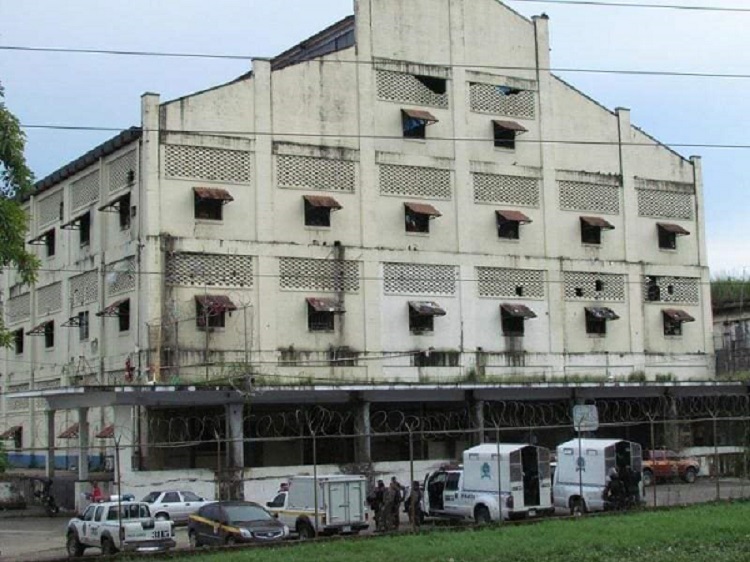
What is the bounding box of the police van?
[423,443,553,523]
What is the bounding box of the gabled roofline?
[162,71,254,107]
[30,127,142,201]
[271,15,355,71]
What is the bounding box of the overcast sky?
[0,0,747,274]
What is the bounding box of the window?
[595,279,604,292]
[194,187,233,221]
[405,202,441,234]
[493,120,527,150]
[118,300,130,332]
[79,212,91,246]
[45,230,55,257]
[657,223,689,250]
[82,505,95,522]
[496,210,531,240]
[585,307,619,336]
[182,491,203,502]
[119,193,131,230]
[13,428,22,450]
[13,329,23,355]
[646,277,661,302]
[94,506,105,521]
[413,351,460,367]
[445,473,461,491]
[308,308,335,332]
[267,493,286,508]
[142,492,160,503]
[401,109,438,140]
[580,216,614,245]
[304,195,341,228]
[44,321,55,348]
[196,295,236,330]
[664,316,682,336]
[663,309,695,336]
[500,304,536,337]
[78,311,90,341]
[162,492,180,504]
[415,75,447,95]
[408,301,446,334]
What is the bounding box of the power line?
[507,0,750,12]
[16,123,746,150]
[2,44,749,81]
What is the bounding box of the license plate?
[152,530,170,538]
[528,510,537,517]
[342,526,351,533]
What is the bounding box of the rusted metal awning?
[303,195,343,210]
[585,307,620,321]
[492,120,528,134]
[500,303,537,319]
[58,423,80,440]
[306,297,345,313]
[27,231,52,246]
[405,202,442,217]
[96,299,129,318]
[663,309,695,323]
[580,216,615,230]
[98,192,130,213]
[496,210,532,224]
[195,295,238,313]
[193,187,234,203]
[27,321,52,336]
[402,109,439,123]
[657,223,690,236]
[61,315,84,328]
[96,425,115,439]
[60,213,87,231]
[409,301,447,317]
[0,426,21,440]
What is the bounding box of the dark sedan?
[188,501,289,547]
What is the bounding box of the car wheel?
[66,533,85,558]
[188,530,201,549]
[155,512,170,521]
[683,467,697,484]
[297,521,315,541]
[570,498,586,517]
[101,536,117,556]
[642,469,654,487]
[474,505,491,525]
[226,535,237,546]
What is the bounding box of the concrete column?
[252,59,274,243]
[226,404,245,469]
[46,409,56,478]
[354,401,372,464]
[77,407,89,482]
[472,399,486,444]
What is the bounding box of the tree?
[0,84,39,346]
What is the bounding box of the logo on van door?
[481,462,491,479]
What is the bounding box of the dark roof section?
[271,15,355,71]
[31,127,142,200]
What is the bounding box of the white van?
[553,438,643,514]
[423,443,553,523]
[266,475,369,539]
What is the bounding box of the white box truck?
[423,443,553,523]
[266,475,369,539]
[553,437,643,515]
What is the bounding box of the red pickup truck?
[642,449,700,486]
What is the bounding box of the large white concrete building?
[2,0,713,469]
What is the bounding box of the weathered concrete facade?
[2,0,713,464]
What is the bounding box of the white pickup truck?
[66,501,176,557]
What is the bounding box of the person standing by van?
[407,481,423,529]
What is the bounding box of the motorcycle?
[33,478,60,517]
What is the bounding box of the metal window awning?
[60,213,87,230]
[409,301,447,317]
[58,423,80,440]
[401,109,439,124]
[96,425,115,439]
[303,195,343,210]
[195,295,238,313]
[0,426,21,440]
[193,187,234,203]
[492,120,528,134]
[306,297,345,314]
[580,216,615,230]
[27,321,52,336]
[500,303,537,319]
[28,231,52,246]
[657,223,690,236]
[61,315,84,328]
[585,307,620,321]
[496,210,532,224]
[663,309,696,323]
[405,202,442,218]
[98,192,130,213]
[96,299,129,318]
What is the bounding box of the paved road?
[3,479,750,562]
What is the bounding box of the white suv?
[142,491,210,523]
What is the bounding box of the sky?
[0,0,747,275]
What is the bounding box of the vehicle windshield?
[182,491,203,502]
[224,505,273,523]
[142,492,161,503]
